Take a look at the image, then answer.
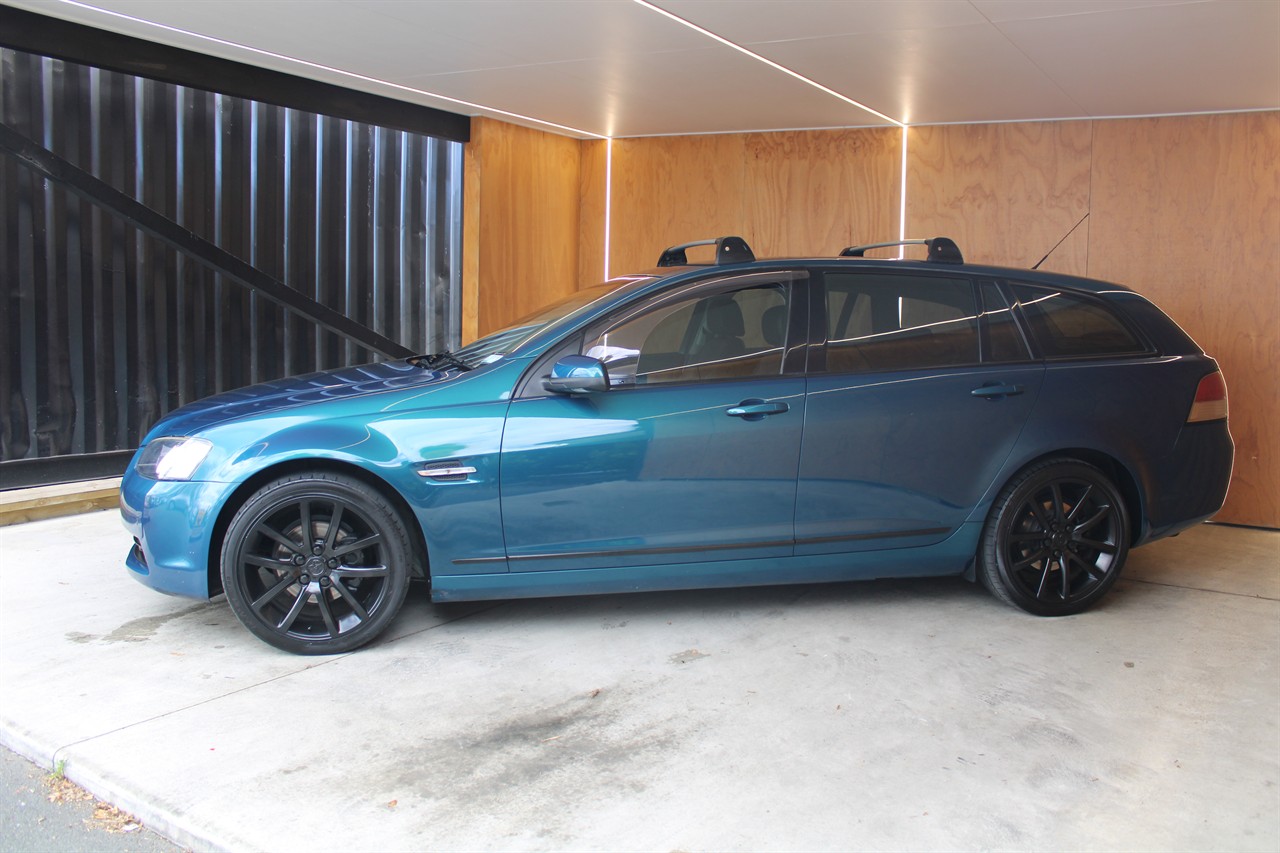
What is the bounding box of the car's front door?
[497,272,807,574]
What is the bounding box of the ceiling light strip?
[604,138,614,281]
[632,0,904,128]
[899,127,909,257]
[52,0,607,139]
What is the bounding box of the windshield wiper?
[408,351,473,371]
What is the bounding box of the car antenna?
[1032,213,1090,270]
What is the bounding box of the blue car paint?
[497,375,806,572]
[120,258,1233,605]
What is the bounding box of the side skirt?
[430,522,983,602]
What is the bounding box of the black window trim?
[976,278,1036,365]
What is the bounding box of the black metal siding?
[1,48,463,485]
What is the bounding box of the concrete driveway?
[1,510,1277,851]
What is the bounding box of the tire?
[979,458,1130,617]
[220,471,413,654]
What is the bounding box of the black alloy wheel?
[221,472,413,654]
[980,458,1130,616]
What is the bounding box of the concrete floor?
[0,510,1276,852]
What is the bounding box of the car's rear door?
[496,271,808,574]
[795,270,1044,555]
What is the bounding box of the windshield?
[453,278,652,365]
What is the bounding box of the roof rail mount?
[658,236,755,267]
[840,237,963,265]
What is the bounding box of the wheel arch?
[205,458,431,597]
[989,448,1147,546]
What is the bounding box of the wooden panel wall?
[462,117,582,341]
[577,139,609,288]
[1088,113,1279,527]
[607,134,749,275]
[603,129,901,276]
[906,121,1093,274]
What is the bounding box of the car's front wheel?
[220,471,412,654]
[979,458,1130,616]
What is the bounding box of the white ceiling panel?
[972,0,1207,23]
[371,0,714,64]
[403,45,890,137]
[749,23,1086,125]
[653,0,988,43]
[5,0,1278,137]
[21,0,526,77]
[993,0,1280,116]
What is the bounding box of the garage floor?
[1,511,1276,852]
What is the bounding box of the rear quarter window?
[1010,283,1149,359]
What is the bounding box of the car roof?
[629,235,1135,295]
[633,256,1135,296]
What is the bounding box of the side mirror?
[543,355,610,394]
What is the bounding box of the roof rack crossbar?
[658,235,755,267]
[839,237,963,265]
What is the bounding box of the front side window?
[582,278,793,387]
[1009,283,1147,358]
[824,273,980,373]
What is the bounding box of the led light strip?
[50,0,608,139]
[900,127,909,253]
[632,0,905,128]
[604,137,614,280]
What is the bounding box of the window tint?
[824,273,979,373]
[583,282,790,386]
[1010,284,1146,358]
[979,282,1030,362]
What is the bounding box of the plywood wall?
[462,117,582,341]
[598,129,901,277]
[466,112,1278,526]
[907,121,1093,274]
[1087,113,1279,527]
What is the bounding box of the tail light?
[1187,371,1228,423]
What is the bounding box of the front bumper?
[120,469,239,599]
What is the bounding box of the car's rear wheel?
[979,458,1129,616]
[220,471,412,654]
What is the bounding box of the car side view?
[120,236,1234,653]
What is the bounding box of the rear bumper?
[1142,419,1234,543]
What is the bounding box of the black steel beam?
[0,5,470,143]
[0,451,133,490]
[0,121,415,360]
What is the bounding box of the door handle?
[726,399,789,419]
[971,384,1024,399]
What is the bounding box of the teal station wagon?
[121,237,1233,653]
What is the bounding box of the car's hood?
[146,360,462,438]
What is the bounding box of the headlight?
[135,437,213,481]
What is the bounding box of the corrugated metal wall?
[0,47,463,483]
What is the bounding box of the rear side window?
[1010,284,1147,359]
[824,273,979,373]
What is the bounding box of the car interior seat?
[692,294,746,363]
